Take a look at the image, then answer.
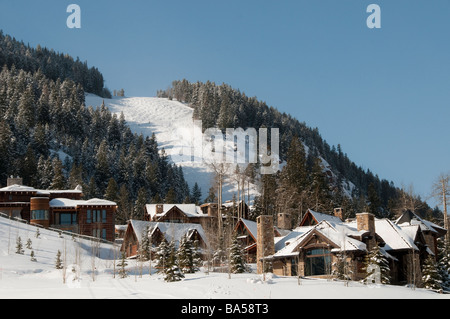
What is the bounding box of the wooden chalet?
[121,219,209,258]
[262,209,447,287]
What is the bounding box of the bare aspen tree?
[431,174,450,244]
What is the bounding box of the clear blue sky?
[1,0,449,207]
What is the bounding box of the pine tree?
[229,235,247,274]
[55,250,63,270]
[26,238,32,250]
[16,237,24,255]
[362,245,391,285]
[117,252,128,279]
[30,250,37,262]
[177,235,198,274]
[422,255,443,291]
[332,252,352,281]
[191,183,202,205]
[164,241,184,282]
[155,240,171,274]
[437,239,450,290]
[50,157,66,190]
[140,226,152,261]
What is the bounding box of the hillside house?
[121,219,209,258]
[0,177,117,242]
[259,209,446,287]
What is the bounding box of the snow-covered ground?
[0,217,448,300]
[85,94,259,203]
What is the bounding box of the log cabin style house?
[121,219,209,258]
[260,209,446,287]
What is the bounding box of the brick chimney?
[356,213,376,251]
[156,204,164,215]
[257,215,275,274]
[334,208,343,221]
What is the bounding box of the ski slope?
[0,216,447,300]
[85,94,259,203]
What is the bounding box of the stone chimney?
[257,215,275,274]
[334,208,343,221]
[156,204,164,215]
[277,212,292,230]
[356,213,376,251]
[7,176,23,187]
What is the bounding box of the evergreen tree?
[155,240,171,274]
[117,252,129,279]
[55,250,63,270]
[104,178,119,202]
[30,250,37,262]
[437,239,450,290]
[177,235,197,274]
[229,235,247,274]
[422,255,443,291]
[191,182,202,205]
[164,241,184,282]
[362,245,391,285]
[140,226,152,261]
[16,237,24,255]
[50,157,66,190]
[26,238,32,250]
[332,252,352,281]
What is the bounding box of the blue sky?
[1,0,449,207]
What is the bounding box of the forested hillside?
[0,32,191,223]
[159,80,440,223]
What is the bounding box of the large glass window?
[31,210,49,220]
[60,213,77,225]
[305,248,332,277]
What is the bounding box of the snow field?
[0,217,448,299]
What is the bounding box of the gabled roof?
[395,210,447,237]
[128,219,209,248]
[145,204,206,220]
[299,209,343,226]
[273,220,367,259]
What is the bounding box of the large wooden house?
[0,177,117,242]
[262,209,447,287]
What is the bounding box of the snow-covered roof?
[395,210,446,235]
[0,184,83,195]
[306,209,344,225]
[50,198,116,208]
[374,219,419,251]
[129,220,209,248]
[272,212,426,259]
[145,204,205,219]
[240,219,258,240]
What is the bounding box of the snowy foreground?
[0,218,448,300]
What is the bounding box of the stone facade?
[257,215,275,274]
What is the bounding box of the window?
[87,210,91,223]
[305,248,332,277]
[60,213,77,225]
[102,229,106,240]
[102,210,107,223]
[31,210,49,220]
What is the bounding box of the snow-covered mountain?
[85,94,260,203]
